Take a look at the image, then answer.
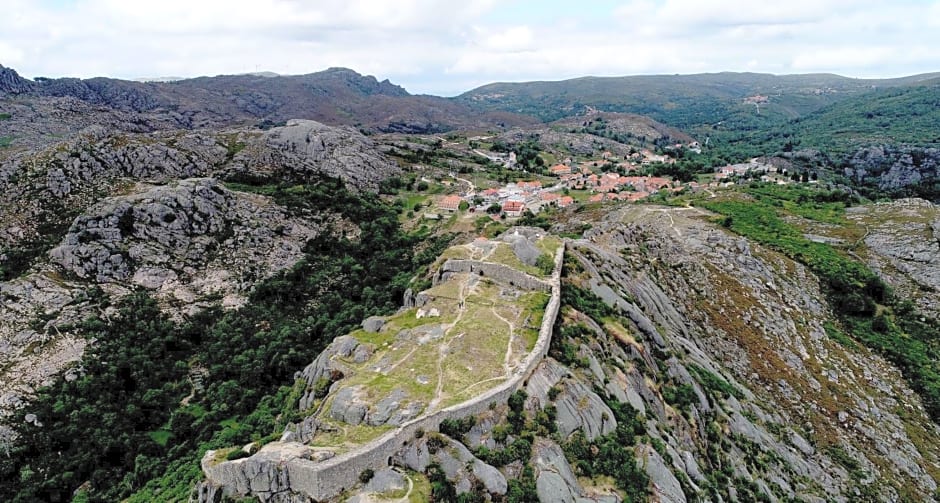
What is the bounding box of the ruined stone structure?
[434,258,552,293]
[198,243,565,502]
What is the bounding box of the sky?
[1,0,940,96]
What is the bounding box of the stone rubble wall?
[200,242,565,502]
[434,259,552,293]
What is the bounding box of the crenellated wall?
[200,242,565,503]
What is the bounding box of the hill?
[457,71,940,128]
[0,64,535,134]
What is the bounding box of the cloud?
[0,0,938,95]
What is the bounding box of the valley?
[0,65,938,503]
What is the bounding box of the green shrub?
[225,449,250,461]
[439,416,476,439]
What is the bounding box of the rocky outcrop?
[394,435,508,495]
[48,178,319,306]
[500,226,547,266]
[847,198,940,317]
[532,438,620,503]
[201,443,316,503]
[844,145,940,200]
[0,65,35,95]
[526,359,616,440]
[233,119,398,191]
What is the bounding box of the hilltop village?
[432,147,799,219]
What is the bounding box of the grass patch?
[148,430,172,447]
[536,235,563,258]
[309,422,394,450]
[688,364,744,400]
[407,471,431,503]
[823,321,857,349]
[487,242,544,276]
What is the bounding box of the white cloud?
[478,26,535,52]
[0,0,938,95]
[791,47,898,72]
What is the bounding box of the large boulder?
[392,435,507,496]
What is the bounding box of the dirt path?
[654,207,710,238]
[492,307,516,374]
[384,346,419,375]
[453,175,475,194]
[427,276,470,412]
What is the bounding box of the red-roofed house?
[517,180,543,190]
[540,192,561,203]
[558,196,574,208]
[549,164,572,176]
[502,200,526,217]
[588,194,604,203]
[438,195,463,212]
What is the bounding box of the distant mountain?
[0,65,534,133]
[777,83,940,153]
[457,71,940,128]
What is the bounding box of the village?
[432,147,798,219]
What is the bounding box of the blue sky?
[2,0,939,95]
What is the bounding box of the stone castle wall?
[201,243,565,502]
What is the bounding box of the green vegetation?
[0,136,12,148]
[438,416,477,440]
[0,112,12,120]
[563,400,649,501]
[757,84,940,156]
[700,183,940,423]
[688,364,744,400]
[0,177,451,502]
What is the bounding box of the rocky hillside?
[491,112,694,159]
[0,64,534,134]
[392,205,938,502]
[0,118,401,420]
[194,205,939,503]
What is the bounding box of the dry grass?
[306,245,555,448]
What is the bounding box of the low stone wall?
[201,243,565,502]
[434,259,551,293]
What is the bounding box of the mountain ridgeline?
[0,64,534,134]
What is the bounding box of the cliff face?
[548,206,939,501]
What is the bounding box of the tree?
[458,200,470,211]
